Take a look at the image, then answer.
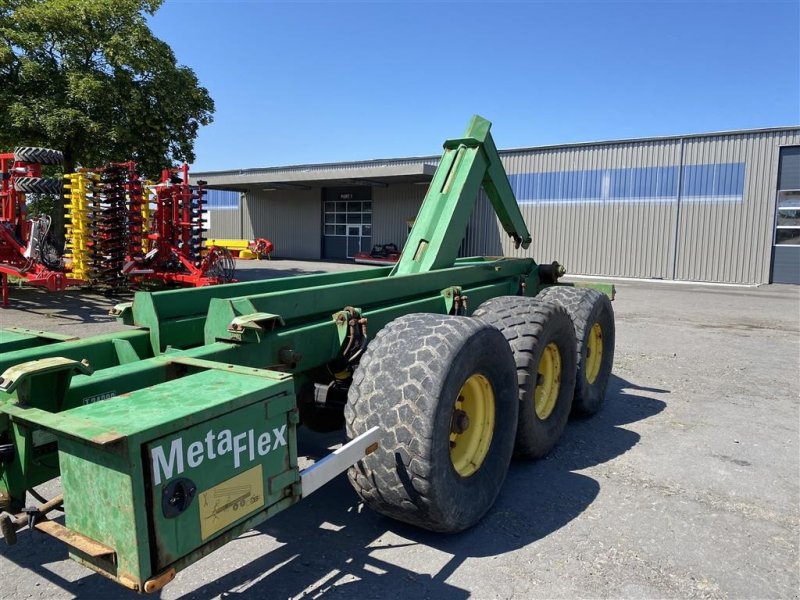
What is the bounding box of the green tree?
[0,0,214,238]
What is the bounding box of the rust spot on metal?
[117,573,140,591]
[153,517,181,569]
[34,520,116,561]
[143,567,176,593]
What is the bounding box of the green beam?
[391,115,531,276]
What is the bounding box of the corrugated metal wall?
[372,184,425,249]
[498,139,682,279]
[490,129,800,283]
[675,130,800,283]
[244,189,321,259]
[207,127,800,284]
[206,195,244,240]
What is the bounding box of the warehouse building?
[196,126,800,285]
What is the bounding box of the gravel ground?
[0,260,797,599]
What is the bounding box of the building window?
[775,192,800,245]
[508,162,746,204]
[323,200,372,236]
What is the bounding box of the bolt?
[451,409,470,434]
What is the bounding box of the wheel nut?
[451,409,470,434]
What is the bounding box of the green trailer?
[0,116,615,593]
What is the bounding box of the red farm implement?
[65,162,235,289]
[0,147,78,306]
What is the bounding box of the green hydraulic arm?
[391,115,532,276]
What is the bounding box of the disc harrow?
[62,162,235,290]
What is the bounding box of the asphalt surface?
[0,260,798,599]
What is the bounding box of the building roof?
[195,159,437,191]
[193,125,800,190]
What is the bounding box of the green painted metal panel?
[146,396,295,570]
[0,329,152,378]
[133,266,392,353]
[58,441,150,583]
[48,367,295,586]
[0,329,77,353]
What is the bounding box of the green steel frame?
[0,116,610,593]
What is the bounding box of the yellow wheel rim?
[450,374,495,477]
[585,322,603,384]
[534,342,562,420]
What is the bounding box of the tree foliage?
[0,0,214,178]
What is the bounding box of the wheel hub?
[534,342,562,420]
[451,409,470,434]
[585,322,603,384]
[450,374,495,477]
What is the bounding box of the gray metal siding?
[206,206,243,240]
[484,129,800,284]
[242,190,321,259]
[497,140,681,279]
[372,184,426,249]
[675,130,800,283]
[462,193,505,256]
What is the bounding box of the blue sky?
[149,1,800,171]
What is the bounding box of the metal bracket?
[228,312,284,333]
[0,357,93,404]
[332,307,362,345]
[441,286,466,315]
[109,302,134,325]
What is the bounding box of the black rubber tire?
[13,177,63,195]
[473,296,577,459]
[536,286,615,417]
[345,313,518,533]
[13,147,63,165]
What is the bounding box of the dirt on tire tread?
[345,313,515,531]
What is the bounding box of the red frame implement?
[0,153,76,306]
[124,164,235,287]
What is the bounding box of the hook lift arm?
[391,115,532,276]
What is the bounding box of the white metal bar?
[299,426,380,498]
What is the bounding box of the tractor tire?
[345,313,518,533]
[13,177,63,195]
[473,296,577,459]
[536,286,615,417]
[13,147,63,165]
